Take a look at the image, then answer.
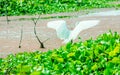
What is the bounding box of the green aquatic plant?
[0,0,119,16]
[0,31,120,74]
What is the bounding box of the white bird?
[47,20,100,43]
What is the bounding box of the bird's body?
[47,20,100,43]
[47,20,70,40]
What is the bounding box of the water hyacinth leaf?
[91,63,98,71]
[0,31,119,74]
[111,57,120,64]
[109,46,120,57]
[1,0,119,16]
[30,71,41,75]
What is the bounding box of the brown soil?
[0,8,120,58]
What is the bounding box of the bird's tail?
[63,20,100,43]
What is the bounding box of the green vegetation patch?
[0,31,120,74]
[0,0,119,16]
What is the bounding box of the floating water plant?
[0,31,119,74]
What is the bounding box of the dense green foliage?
[0,0,119,16]
[0,31,120,74]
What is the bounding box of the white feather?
[47,20,100,43]
[63,20,100,43]
[47,20,70,40]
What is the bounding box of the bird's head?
[47,20,66,30]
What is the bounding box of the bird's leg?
[70,39,73,43]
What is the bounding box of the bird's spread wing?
[47,20,70,40]
[47,20,66,30]
[63,20,100,43]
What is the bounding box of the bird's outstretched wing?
[47,20,65,30]
[47,20,70,40]
[63,20,100,43]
